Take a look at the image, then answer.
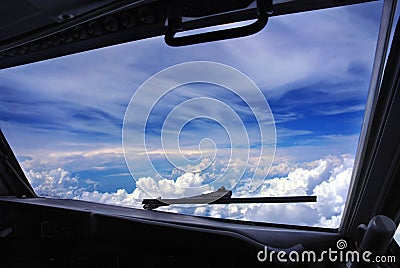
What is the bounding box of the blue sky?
[0,1,385,228]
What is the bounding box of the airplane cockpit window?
[0,1,383,228]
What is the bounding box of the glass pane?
[0,1,382,228]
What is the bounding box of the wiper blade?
[142,187,317,210]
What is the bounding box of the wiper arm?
[142,186,317,210]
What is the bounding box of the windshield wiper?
[142,186,317,210]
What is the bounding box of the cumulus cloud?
[25,166,215,209]
[26,167,141,209]
[199,154,354,227]
[131,172,212,199]
[78,189,141,208]
[24,154,354,228]
[26,168,81,199]
[395,227,400,245]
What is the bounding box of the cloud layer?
[25,154,355,228]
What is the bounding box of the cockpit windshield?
[0,0,383,228]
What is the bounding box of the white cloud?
[131,172,213,200]
[25,167,142,208]
[318,104,366,115]
[202,154,354,227]
[24,154,354,228]
[216,2,381,100]
[20,146,124,173]
[395,227,400,245]
[79,189,141,208]
[26,168,81,199]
